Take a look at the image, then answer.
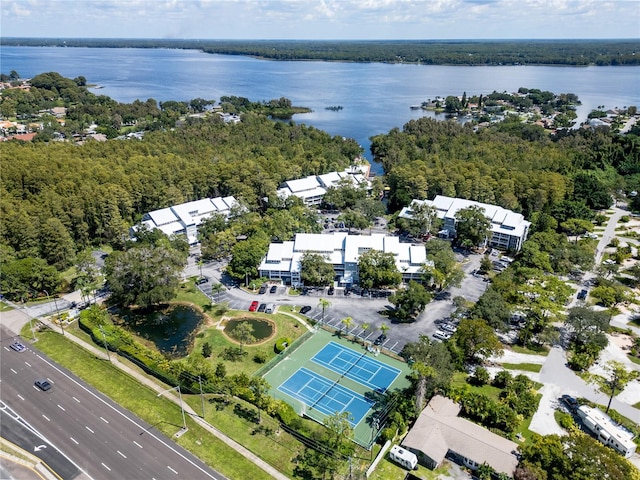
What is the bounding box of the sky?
[2,0,639,40]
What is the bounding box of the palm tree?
[211,283,224,303]
[318,298,331,325]
[361,322,370,341]
[379,323,390,337]
[341,316,353,335]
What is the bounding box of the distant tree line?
[3,38,639,66]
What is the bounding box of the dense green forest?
[3,38,639,65]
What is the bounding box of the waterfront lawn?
[193,309,307,377]
[27,329,272,480]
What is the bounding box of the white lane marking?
[35,353,220,479]
[3,346,9,351]
[10,368,17,374]
[41,414,50,422]
[117,450,127,458]
[46,378,54,384]
[70,437,79,445]
[101,463,111,471]
[99,416,109,424]
[85,426,94,434]
[72,396,80,403]
[167,466,178,474]
[57,404,65,411]
[24,361,31,367]
[133,440,143,449]
[17,394,24,401]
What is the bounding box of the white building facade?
[135,196,238,245]
[276,165,371,206]
[577,405,637,458]
[258,232,427,287]
[399,195,531,252]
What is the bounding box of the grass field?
[0,301,14,312]
[501,362,543,373]
[23,327,273,480]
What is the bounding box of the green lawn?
[501,362,543,373]
[0,302,14,312]
[25,328,273,480]
[369,457,451,480]
[510,345,549,356]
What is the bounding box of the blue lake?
[2,46,639,174]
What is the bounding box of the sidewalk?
[37,317,289,480]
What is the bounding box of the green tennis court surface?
[262,329,411,447]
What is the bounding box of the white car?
[433,330,452,341]
[441,323,457,333]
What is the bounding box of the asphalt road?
[0,327,225,480]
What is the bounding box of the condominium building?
[258,232,427,287]
[276,164,371,206]
[399,195,531,251]
[135,196,238,245]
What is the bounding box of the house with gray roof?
[399,195,530,252]
[402,395,519,476]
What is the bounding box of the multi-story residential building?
[276,164,371,206]
[258,232,426,287]
[399,195,531,252]
[134,196,238,245]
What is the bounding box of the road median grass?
[27,328,273,480]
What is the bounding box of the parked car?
[374,334,387,346]
[299,305,312,314]
[270,285,278,294]
[265,303,275,314]
[561,394,579,412]
[195,276,208,285]
[441,323,457,333]
[577,289,588,300]
[257,303,267,312]
[249,301,259,312]
[35,379,52,391]
[10,341,26,352]
[328,285,335,295]
[433,330,452,341]
[258,284,267,294]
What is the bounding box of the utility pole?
[198,375,205,418]
[98,325,111,361]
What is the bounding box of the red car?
[249,301,259,312]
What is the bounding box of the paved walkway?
[0,305,288,480]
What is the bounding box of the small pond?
[126,305,204,357]
[225,317,274,343]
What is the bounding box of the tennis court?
[278,368,374,427]
[311,341,400,392]
[262,328,411,447]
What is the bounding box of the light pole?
[157,386,188,435]
[43,290,63,335]
[98,325,111,361]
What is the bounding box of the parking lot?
[190,250,488,355]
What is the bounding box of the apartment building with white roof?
[399,195,531,252]
[135,196,238,245]
[276,164,371,206]
[258,232,426,287]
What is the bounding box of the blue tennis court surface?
[312,342,401,392]
[278,368,374,427]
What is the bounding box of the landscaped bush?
[557,411,575,429]
[469,366,490,386]
[253,352,267,363]
[492,370,513,389]
[275,337,292,353]
[223,346,247,361]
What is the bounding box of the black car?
[257,303,267,312]
[328,285,335,295]
[258,284,267,294]
[561,394,579,412]
[299,305,312,315]
[35,379,52,391]
[270,285,278,294]
[374,334,387,346]
[577,289,588,300]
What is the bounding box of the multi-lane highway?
[0,328,226,480]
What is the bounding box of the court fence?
[254,329,315,378]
